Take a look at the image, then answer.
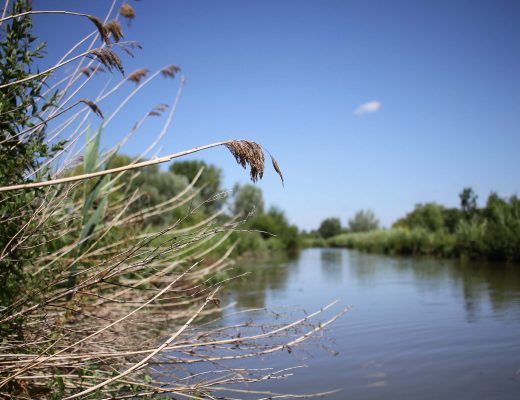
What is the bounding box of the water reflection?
[320,248,343,283]
[228,249,520,321]
[222,249,520,400]
[227,257,292,308]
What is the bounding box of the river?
[219,248,520,399]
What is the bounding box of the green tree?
[442,207,464,233]
[459,187,478,217]
[248,206,301,253]
[233,183,264,216]
[0,0,63,306]
[393,203,445,232]
[481,192,520,261]
[0,0,60,185]
[170,160,223,211]
[318,217,342,238]
[348,209,379,233]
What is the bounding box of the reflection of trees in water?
[320,249,343,283]
[226,249,520,321]
[226,258,293,308]
[346,249,520,320]
[456,260,520,320]
[346,251,384,285]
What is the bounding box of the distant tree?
[471,192,520,261]
[459,187,478,217]
[348,210,379,233]
[442,207,464,233]
[318,217,342,238]
[108,155,192,226]
[170,160,223,211]
[233,184,264,216]
[248,206,301,253]
[393,203,444,232]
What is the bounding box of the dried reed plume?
[80,65,105,77]
[148,103,168,116]
[119,3,135,20]
[87,15,109,44]
[270,152,284,186]
[162,64,181,79]
[0,140,282,192]
[105,20,123,42]
[89,47,124,75]
[225,140,265,183]
[127,68,149,84]
[79,99,104,119]
[120,41,142,58]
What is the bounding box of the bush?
[348,209,379,232]
[318,217,342,238]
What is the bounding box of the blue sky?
[35,0,520,229]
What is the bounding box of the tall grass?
[328,229,457,257]
[0,2,346,398]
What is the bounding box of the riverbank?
[304,225,520,262]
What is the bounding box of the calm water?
[220,248,520,399]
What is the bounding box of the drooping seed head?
[89,48,124,75]
[105,20,123,42]
[119,3,136,20]
[80,66,106,77]
[87,15,110,44]
[80,99,104,119]
[127,69,149,84]
[161,65,181,79]
[148,103,169,117]
[225,140,265,183]
[269,153,284,186]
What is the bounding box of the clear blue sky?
[35,0,520,230]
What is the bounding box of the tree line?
[308,188,520,262]
[108,157,301,256]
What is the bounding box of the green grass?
[327,228,457,257]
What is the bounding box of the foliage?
[318,217,342,239]
[0,3,334,398]
[393,202,445,232]
[459,186,478,217]
[480,193,520,260]
[322,190,520,262]
[247,206,301,254]
[0,0,61,308]
[232,183,264,216]
[328,228,457,257]
[170,160,224,211]
[0,0,61,185]
[348,209,379,233]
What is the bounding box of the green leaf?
[80,195,108,243]
[83,124,101,174]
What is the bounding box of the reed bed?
[0,1,345,398]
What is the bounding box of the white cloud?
[354,101,381,116]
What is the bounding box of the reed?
[0,1,345,399]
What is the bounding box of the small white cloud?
[354,101,381,116]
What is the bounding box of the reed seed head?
[225,140,265,183]
[119,3,136,20]
[80,65,106,77]
[80,67,92,77]
[127,68,149,84]
[87,15,110,44]
[105,20,123,42]
[161,65,181,79]
[120,42,142,58]
[80,99,104,119]
[148,103,168,117]
[89,48,124,75]
[269,153,284,186]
